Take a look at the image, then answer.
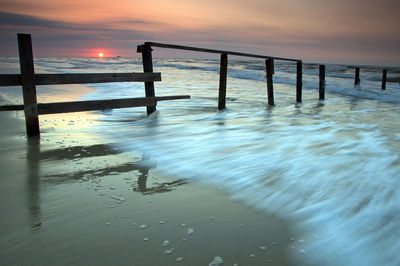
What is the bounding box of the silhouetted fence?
[0,35,394,137]
[0,34,190,137]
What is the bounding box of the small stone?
[181,224,186,227]
[159,220,165,224]
[176,257,183,262]
[250,254,256,258]
[130,223,136,226]
[139,224,147,230]
[209,216,215,220]
[163,249,173,255]
[143,237,149,241]
[260,246,267,250]
[162,240,170,247]
[187,228,194,235]
[209,256,223,266]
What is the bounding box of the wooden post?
[381,69,387,90]
[138,43,156,115]
[265,59,274,105]
[218,53,228,110]
[17,33,40,137]
[354,67,360,86]
[319,65,325,100]
[296,61,302,103]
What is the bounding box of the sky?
[0,0,399,66]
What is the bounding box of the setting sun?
[98,52,104,57]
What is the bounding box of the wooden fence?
[139,42,391,107]
[0,35,393,137]
[0,34,190,137]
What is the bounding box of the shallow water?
[2,57,400,265]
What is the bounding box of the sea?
[1,56,400,265]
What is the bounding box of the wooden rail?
[0,34,190,137]
[0,96,190,114]
[0,73,161,86]
[146,42,299,62]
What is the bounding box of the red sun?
[98,52,104,58]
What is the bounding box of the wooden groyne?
[141,42,392,110]
[0,34,395,137]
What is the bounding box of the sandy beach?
[0,84,293,265]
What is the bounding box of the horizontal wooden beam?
[38,95,190,115]
[0,104,24,111]
[0,95,190,114]
[0,74,21,86]
[146,42,299,62]
[0,72,161,86]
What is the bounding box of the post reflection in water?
[23,140,189,224]
[26,136,41,227]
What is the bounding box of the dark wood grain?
[18,33,40,136]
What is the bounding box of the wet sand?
[0,86,294,265]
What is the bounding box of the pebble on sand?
[139,224,147,230]
[162,240,170,247]
[209,256,223,266]
[163,249,173,255]
[187,228,194,235]
[176,257,183,262]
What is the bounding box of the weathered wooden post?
[381,69,387,90]
[354,67,360,86]
[265,59,274,106]
[18,33,40,137]
[296,61,302,103]
[137,42,156,114]
[218,53,228,110]
[319,65,325,100]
